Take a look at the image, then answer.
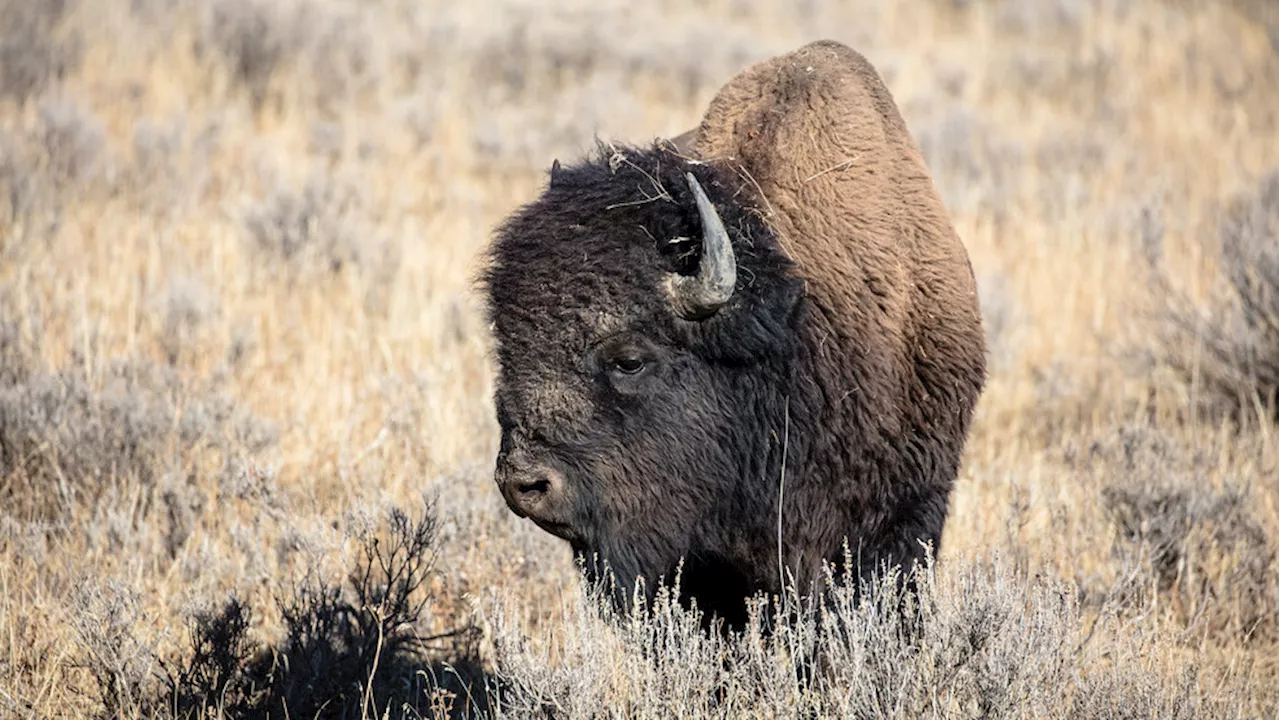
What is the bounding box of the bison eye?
[610,356,646,375]
[594,334,660,390]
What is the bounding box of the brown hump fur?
[689,40,987,579]
[693,40,982,387]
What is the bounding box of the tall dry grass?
[0,0,1275,717]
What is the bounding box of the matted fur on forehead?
[481,144,801,364]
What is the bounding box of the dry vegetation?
[0,0,1275,717]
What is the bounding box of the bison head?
[482,146,801,623]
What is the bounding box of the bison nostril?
[516,478,551,500]
[500,467,566,521]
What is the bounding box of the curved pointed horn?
[667,172,737,320]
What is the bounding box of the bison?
[482,40,986,627]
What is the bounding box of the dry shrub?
[199,0,300,110]
[1144,171,1280,426]
[154,274,221,367]
[196,0,379,114]
[975,271,1020,369]
[0,348,276,524]
[0,96,110,250]
[0,0,82,105]
[146,499,483,720]
[159,596,256,717]
[36,97,106,197]
[463,5,777,173]
[69,579,160,719]
[1077,425,1277,646]
[911,106,1023,220]
[241,170,398,295]
[487,557,1255,719]
[123,115,219,215]
[1067,663,1237,720]
[0,297,42,387]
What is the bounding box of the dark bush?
[148,500,484,719]
[155,596,257,718]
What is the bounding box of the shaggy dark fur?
[482,40,986,628]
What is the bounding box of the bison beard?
[482,40,986,630]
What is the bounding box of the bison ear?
[668,128,699,156]
[549,159,564,188]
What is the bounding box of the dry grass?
[0,0,1275,717]
[487,555,1252,719]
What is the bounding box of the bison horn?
[668,172,737,320]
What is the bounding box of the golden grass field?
[0,0,1276,717]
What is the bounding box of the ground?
[0,0,1276,718]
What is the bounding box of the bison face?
[492,329,673,540]
[483,147,800,618]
